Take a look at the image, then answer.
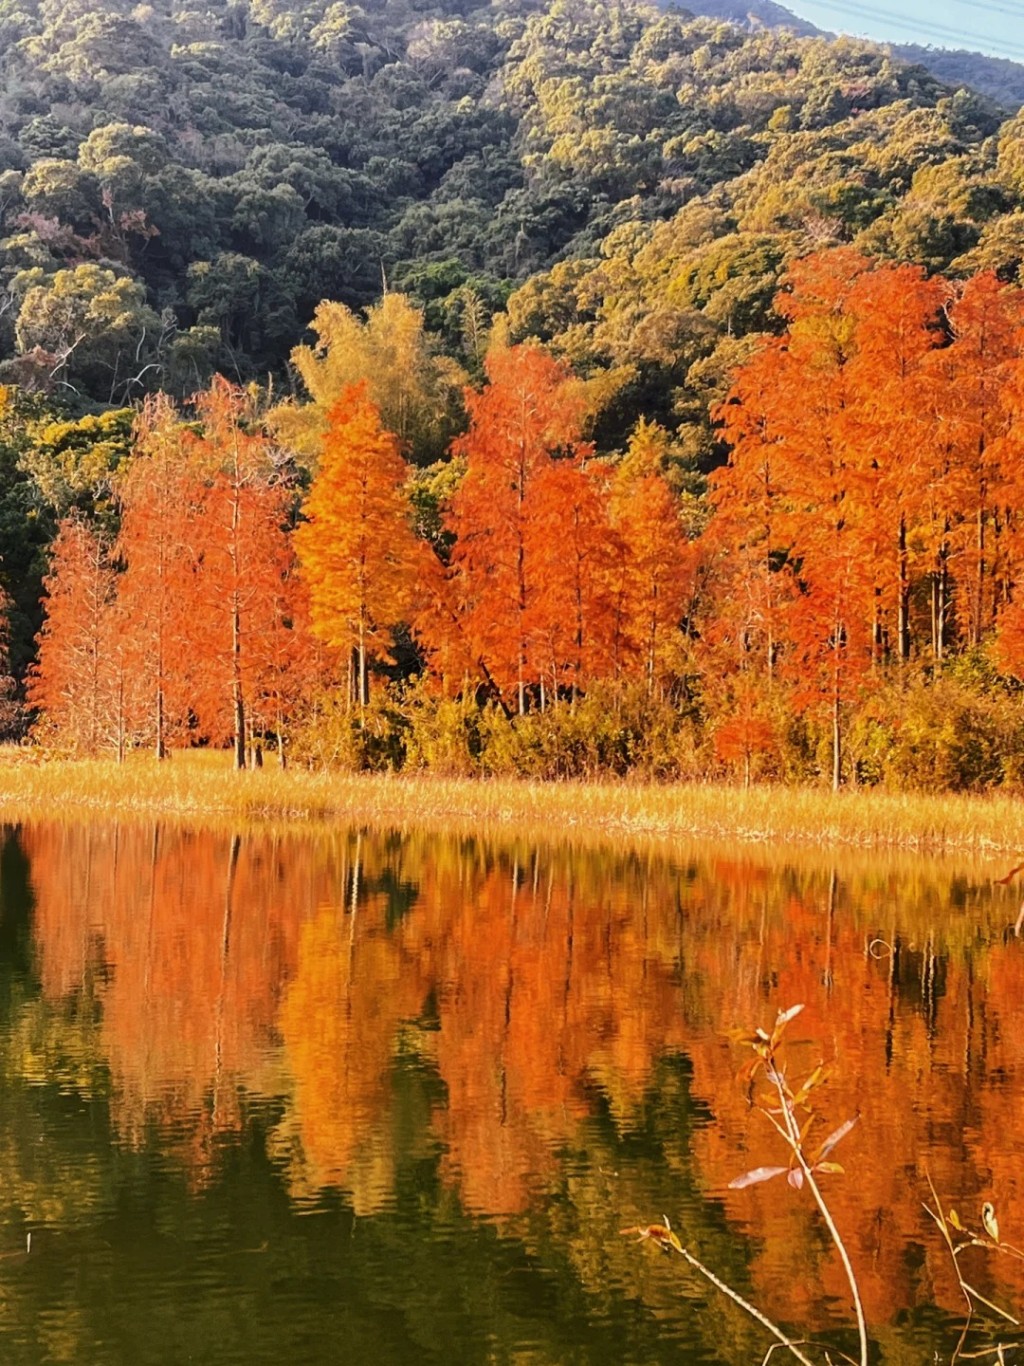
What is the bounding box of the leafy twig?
[620,1217,817,1366]
[727,1004,868,1366]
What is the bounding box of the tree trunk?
[228,457,246,769]
[974,501,986,649]
[897,515,910,663]
[357,614,368,711]
[933,573,944,658]
[872,589,883,668]
[155,683,165,760]
[233,690,245,769]
[832,643,842,793]
[116,671,125,764]
[232,598,245,771]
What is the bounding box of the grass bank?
[0,749,1022,856]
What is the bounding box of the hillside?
[0,0,1021,423]
[892,45,1024,110]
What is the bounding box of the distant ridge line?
[680,0,1024,108]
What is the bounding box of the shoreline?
[0,752,1021,859]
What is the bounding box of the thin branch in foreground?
[725,1004,868,1366]
[620,1217,816,1366]
[923,1170,1024,1364]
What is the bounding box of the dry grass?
[0,746,1022,859]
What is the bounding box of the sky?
[783,0,1024,62]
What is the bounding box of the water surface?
[0,821,1021,1363]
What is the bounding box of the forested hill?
[892,46,1024,110]
[2,0,1024,426]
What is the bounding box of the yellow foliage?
[270,294,466,466]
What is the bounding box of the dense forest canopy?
[0,0,1021,416]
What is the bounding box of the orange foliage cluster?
[706,251,1024,784]
[28,250,1024,781]
[431,345,693,710]
[295,384,423,709]
[29,345,692,753]
[21,822,1024,1332]
[30,380,310,766]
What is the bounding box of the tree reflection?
[17,822,1024,1339]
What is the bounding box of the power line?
[827,0,1024,54]
[795,0,1024,55]
[948,0,1024,28]
[802,0,1024,60]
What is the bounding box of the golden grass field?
[0,746,1022,858]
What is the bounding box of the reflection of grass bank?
[1,747,1024,856]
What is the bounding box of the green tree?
[14,265,159,401]
[19,407,134,524]
[272,294,466,467]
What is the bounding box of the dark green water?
[0,822,1020,1364]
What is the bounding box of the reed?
[0,748,1023,856]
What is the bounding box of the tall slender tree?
[929,273,1024,650]
[445,343,587,714]
[115,393,196,758]
[846,263,945,663]
[609,421,693,695]
[708,340,798,729]
[525,457,621,702]
[711,251,877,787]
[30,516,119,755]
[188,378,295,768]
[295,382,421,710]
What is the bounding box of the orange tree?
[442,343,588,715]
[295,382,421,711]
[115,394,198,758]
[187,378,296,768]
[30,515,121,755]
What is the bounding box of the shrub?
[289,689,408,772]
[400,683,482,776]
[846,666,1024,792]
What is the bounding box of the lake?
[0,820,1021,1364]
